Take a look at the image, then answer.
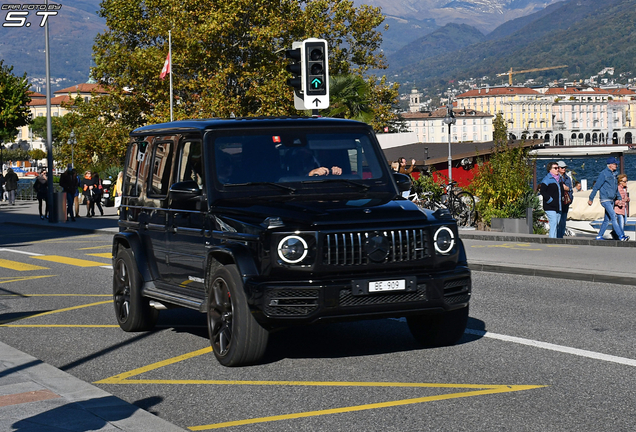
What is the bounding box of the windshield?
[208,127,391,197]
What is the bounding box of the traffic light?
[304,39,328,96]
[285,44,302,94]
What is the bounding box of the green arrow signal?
[311,78,323,89]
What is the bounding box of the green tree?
[90,0,390,125]
[30,115,68,144]
[0,60,31,143]
[28,149,47,161]
[468,113,539,228]
[321,75,373,122]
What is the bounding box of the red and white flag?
[160,53,171,80]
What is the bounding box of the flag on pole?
[160,53,171,80]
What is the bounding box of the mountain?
[390,0,636,87]
[0,0,105,90]
[387,23,486,70]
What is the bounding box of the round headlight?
[434,226,455,254]
[277,235,308,264]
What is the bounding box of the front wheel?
[452,191,476,227]
[207,265,269,367]
[112,246,158,332]
[407,306,469,347]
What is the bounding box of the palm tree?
[321,75,373,123]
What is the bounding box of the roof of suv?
[130,117,369,136]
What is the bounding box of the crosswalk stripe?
[32,255,106,267]
[0,259,49,271]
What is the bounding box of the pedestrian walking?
[82,170,97,217]
[614,174,630,236]
[556,160,573,238]
[92,171,104,216]
[540,161,563,239]
[35,168,49,219]
[59,164,77,222]
[0,172,5,201]
[588,157,627,241]
[4,168,19,205]
[72,169,81,218]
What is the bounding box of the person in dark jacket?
[588,157,627,241]
[539,161,563,239]
[91,171,104,216]
[35,168,49,219]
[59,164,77,222]
[82,170,98,217]
[4,167,19,205]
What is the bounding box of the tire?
[207,264,269,367]
[407,306,469,347]
[113,246,158,332]
[452,191,476,227]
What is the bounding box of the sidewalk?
[0,199,633,430]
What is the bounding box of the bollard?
[526,207,533,234]
[52,192,67,223]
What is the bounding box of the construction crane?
[497,65,568,85]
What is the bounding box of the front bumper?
[245,266,471,325]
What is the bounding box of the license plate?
[368,279,406,293]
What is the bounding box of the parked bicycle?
[409,180,476,227]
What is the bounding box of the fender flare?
[112,232,156,283]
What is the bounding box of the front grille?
[322,229,430,266]
[263,288,320,317]
[339,284,427,307]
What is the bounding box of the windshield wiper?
[224,182,296,193]
[301,178,370,190]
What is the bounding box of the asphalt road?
[1,225,635,431]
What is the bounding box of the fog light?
[277,235,308,264]
[434,226,454,254]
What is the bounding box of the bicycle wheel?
[451,191,476,227]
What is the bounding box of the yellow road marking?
[470,243,541,251]
[94,348,545,431]
[0,275,55,284]
[7,300,111,323]
[77,245,112,250]
[0,259,49,271]
[188,385,545,430]
[86,253,112,259]
[32,255,107,267]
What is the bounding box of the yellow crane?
[497,65,568,85]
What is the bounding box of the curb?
[0,341,187,432]
[459,231,636,247]
[468,262,636,286]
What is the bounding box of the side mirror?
[169,180,202,201]
[393,172,412,192]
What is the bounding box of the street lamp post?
[443,102,456,183]
[68,130,75,168]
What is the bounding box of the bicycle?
[409,181,476,227]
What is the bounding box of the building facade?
[456,85,636,146]
[402,107,493,144]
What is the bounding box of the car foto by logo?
[2,3,62,28]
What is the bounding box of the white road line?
[100,265,113,269]
[0,248,44,256]
[466,329,636,367]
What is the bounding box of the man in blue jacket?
[540,161,563,238]
[588,157,627,241]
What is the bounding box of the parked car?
[112,117,471,366]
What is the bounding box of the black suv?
[112,117,471,366]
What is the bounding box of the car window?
[147,141,174,197]
[177,140,204,188]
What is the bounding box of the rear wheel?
[407,306,469,347]
[207,265,269,367]
[113,247,158,331]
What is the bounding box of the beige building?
[456,85,636,145]
[402,107,493,144]
[17,83,109,151]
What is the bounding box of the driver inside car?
[294,147,342,176]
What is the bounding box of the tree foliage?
[0,60,31,143]
[90,0,390,126]
[468,113,537,227]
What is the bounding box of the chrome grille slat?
[323,229,430,266]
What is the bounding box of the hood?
[214,197,435,231]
